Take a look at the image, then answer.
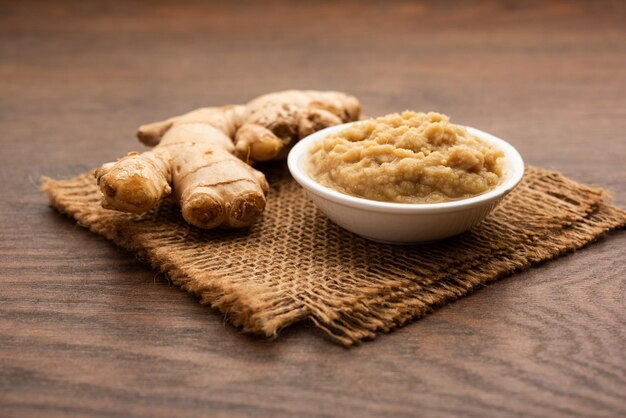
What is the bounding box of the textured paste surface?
[42,166,626,346]
[309,112,504,203]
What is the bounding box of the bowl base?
[356,234,451,245]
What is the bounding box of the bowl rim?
[287,121,525,214]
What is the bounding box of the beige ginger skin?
[94,90,361,229]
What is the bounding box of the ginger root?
[95,90,361,229]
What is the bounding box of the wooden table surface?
[1,1,625,417]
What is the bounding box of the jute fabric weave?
[42,166,626,345]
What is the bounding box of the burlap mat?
[42,166,626,345]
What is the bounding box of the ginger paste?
[308,112,505,203]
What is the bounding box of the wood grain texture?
[0,0,624,417]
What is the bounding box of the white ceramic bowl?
[287,122,524,244]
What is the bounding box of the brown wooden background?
[1,1,625,417]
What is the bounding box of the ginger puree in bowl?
[308,111,505,204]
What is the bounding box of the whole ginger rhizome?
[95,90,361,229]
